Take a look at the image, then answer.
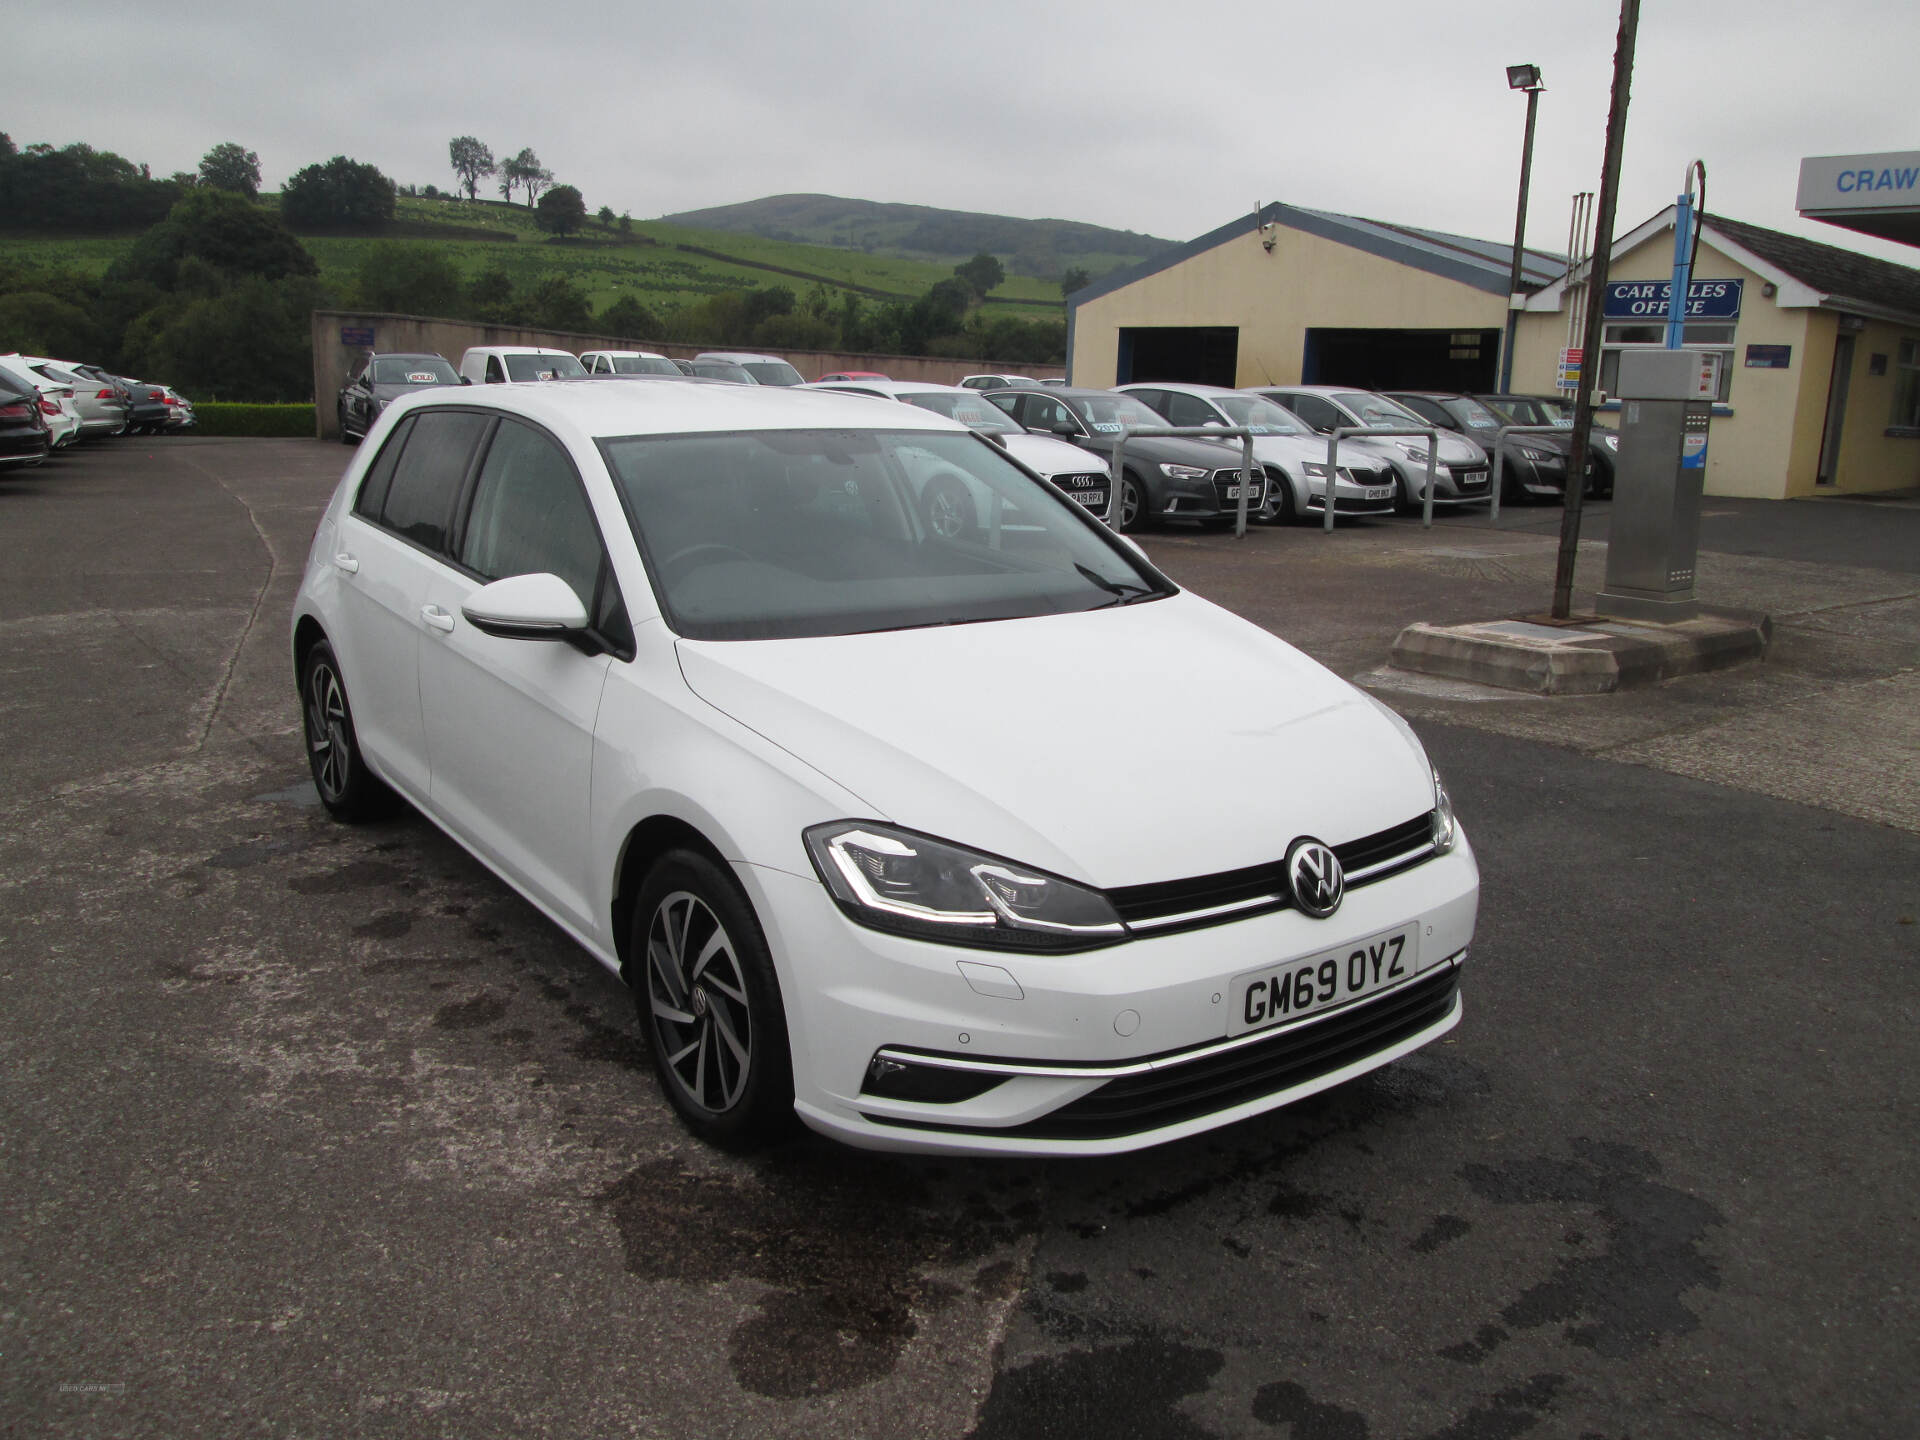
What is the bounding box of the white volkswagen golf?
[291,380,1478,1155]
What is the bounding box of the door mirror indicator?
[460,573,590,641]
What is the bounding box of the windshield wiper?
[1075,563,1158,606]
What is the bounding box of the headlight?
[1301,462,1332,477]
[1395,442,1431,463]
[1514,444,1555,461]
[805,822,1125,951]
[1160,463,1209,480]
[1601,434,1619,450]
[1430,768,1457,855]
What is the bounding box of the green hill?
[0,194,1069,320]
[660,193,1175,281]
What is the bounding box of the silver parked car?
[1249,386,1492,509]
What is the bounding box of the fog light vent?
[862,1053,1005,1104]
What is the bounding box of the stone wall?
[308,310,1061,439]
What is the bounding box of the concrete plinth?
[1389,607,1771,695]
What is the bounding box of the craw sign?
[1603,278,1743,320]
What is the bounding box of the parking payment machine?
[1593,348,1722,621]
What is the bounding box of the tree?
[135,275,326,402]
[280,155,395,230]
[535,183,587,238]
[525,274,590,331]
[597,294,661,339]
[954,252,1005,299]
[198,142,261,198]
[1058,266,1091,298]
[447,136,494,201]
[617,211,633,237]
[500,148,551,208]
[110,188,317,290]
[596,204,615,228]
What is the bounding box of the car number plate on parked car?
[1366,487,1392,500]
[1227,925,1419,1037]
[1070,491,1104,508]
[1225,485,1253,499]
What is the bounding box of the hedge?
[190,403,318,437]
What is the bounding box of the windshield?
[504,353,587,382]
[900,393,1022,433]
[742,361,806,386]
[1209,395,1308,435]
[372,356,458,385]
[1070,394,1166,433]
[1335,393,1426,429]
[691,361,754,384]
[613,356,682,376]
[601,428,1167,641]
[1441,397,1504,430]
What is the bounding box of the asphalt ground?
[2,439,1915,1439]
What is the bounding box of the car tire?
[1257,469,1297,526]
[338,404,355,445]
[920,472,976,541]
[632,850,796,1148]
[300,640,393,822]
[1118,471,1148,533]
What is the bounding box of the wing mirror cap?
[461,572,590,640]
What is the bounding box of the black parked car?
[984,387,1264,531]
[337,353,461,443]
[0,370,52,471]
[1386,391,1580,504]
[1474,393,1617,497]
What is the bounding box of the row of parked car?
[0,352,195,473]
[333,343,1611,532]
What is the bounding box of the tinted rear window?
[379,411,491,553]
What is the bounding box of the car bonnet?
[673,592,1433,888]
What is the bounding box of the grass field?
[0,196,1069,320]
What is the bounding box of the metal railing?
[1107,426,1259,537]
[1486,424,1574,523]
[1324,427,1440,531]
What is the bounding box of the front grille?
[1211,468,1265,509]
[1107,812,1436,933]
[867,965,1461,1141]
[1448,462,1489,486]
[1053,473,1110,507]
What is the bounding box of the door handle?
[333,553,360,574]
[420,604,455,633]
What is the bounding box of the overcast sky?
[9,0,1918,268]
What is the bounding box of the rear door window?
[378,410,491,555]
[353,415,415,520]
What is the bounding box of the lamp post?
[1498,63,1545,394]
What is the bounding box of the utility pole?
[1552,0,1640,619]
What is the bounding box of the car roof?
[370,352,452,363]
[585,349,669,359]
[389,376,970,439]
[463,346,573,357]
[1116,381,1246,398]
[807,379,966,398]
[993,386,1130,402]
[695,351,790,364]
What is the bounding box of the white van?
[580,350,682,377]
[457,347,588,385]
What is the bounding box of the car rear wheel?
[337,403,355,445]
[633,850,795,1148]
[300,640,393,821]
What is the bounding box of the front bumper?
[739,835,1479,1155]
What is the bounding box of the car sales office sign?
[1604,278,1743,320]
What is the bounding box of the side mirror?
[460,573,590,641]
[460,375,472,385]
[1051,422,1081,438]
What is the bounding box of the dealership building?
[1067,190,1920,500]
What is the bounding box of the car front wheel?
[633,850,795,1148]
[1118,472,1147,532]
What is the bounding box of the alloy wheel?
[305,660,350,802]
[646,891,754,1113]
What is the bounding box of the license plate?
[1225,485,1253,499]
[1070,491,1105,508]
[1228,925,1418,1037]
[1365,487,1392,500]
